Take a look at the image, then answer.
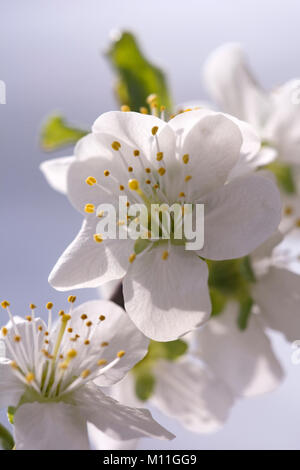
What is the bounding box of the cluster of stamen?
[0,297,125,399]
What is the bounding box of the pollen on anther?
[84,340,90,345]
[94,234,103,243]
[101,341,109,347]
[182,154,189,164]
[146,179,151,184]
[133,150,140,157]
[145,168,151,174]
[84,203,95,214]
[156,152,163,161]
[68,295,77,304]
[151,126,159,136]
[14,335,21,342]
[111,141,121,151]
[162,250,169,260]
[26,316,32,322]
[67,349,77,359]
[128,179,139,191]
[121,105,130,112]
[129,253,136,263]
[140,107,148,114]
[86,321,93,327]
[98,359,107,366]
[179,192,185,198]
[117,350,126,358]
[104,170,110,177]
[46,302,53,310]
[59,310,65,316]
[185,175,192,182]
[10,361,18,369]
[30,304,37,310]
[119,185,125,191]
[81,314,88,320]
[128,166,133,173]
[158,167,166,176]
[68,328,73,333]
[1,327,8,337]
[86,176,97,186]
[99,315,106,321]
[81,369,91,379]
[38,326,43,332]
[26,372,35,384]
[1,301,10,309]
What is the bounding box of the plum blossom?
[0,298,174,450]
[42,109,281,341]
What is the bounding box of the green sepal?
[106,31,173,112]
[210,288,228,317]
[135,372,156,401]
[41,115,88,151]
[237,297,254,331]
[266,161,296,194]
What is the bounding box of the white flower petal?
[203,43,271,129]
[14,401,90,450]
[88,422,138,450]
[40,156,75,194]
[0,360,25,408]
[123,245,211,341]
[253,267,300,342]
[199,173,281,260]
[152,358,234,433]
[65,300,149,386]
[177,113,243,199]
[49,218,133,290]
[75,384,175,441]
[99,280,122,300]
[195,303,284,397]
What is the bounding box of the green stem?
[0,422,14,450]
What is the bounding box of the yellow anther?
[101,342,109,347]
[139,107,148,114]
[119,185,125,191]
[153,184,159,190]
[86,321,93,327]
[158,167,166,176]
[128,166,133,173]
[84,340,90,345]
[182,154,189,164]
[85,176,97,186]
[111,141,121,151]
[81,369,91,379]
[284,206,293,216]
[147,94,158,104]
[98,359,107,366]
[59,362,68,370]
[84,203,95,214]
[14,335,21,342]
[146,179,151,184]
[26,372,35,384]
[160,105,166,111]
[133,149,140,157]
[93,234,103,243]
[118,220,125,226]
[126,201,130,207]
[121,105,130,112]
[104,170,110,177]
[44,331,49,337]
[68,295,77,304]
[1,301,10,309]
[117,350,126,358]
[184,108,192,112]
[179,192,185,198]
[97,210,105,218]
[29,304,37,310]
[156,152,163,161]
[296,219,300,228]
[10,361,18,369]
[99,315,106,321]
[59,310,65,316]
[151,126,159,136]
[129,253,136,263]
[162,250,169,260]
[145,168,151,173]
[185,175,192,182]
[61,314,71,323]
[67,328,73,333]
[128,179,140,191]
[1,327,8,337]
[26,316,32,322]
[67,349,77,359]
[81,314,88,320]
[46,302,53,310]
[38,325,43,332]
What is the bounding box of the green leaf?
[266,161,296,194]
[0,423,14,450]
[134,238,152,255]
[240,256,256,283]
[135,372,156,401]
[237,297,253,331]
[41,115,88,151]
[106,31,173,112]
[210,288,228,317]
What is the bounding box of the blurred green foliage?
[0,423,14,450]
[40,115,88,151]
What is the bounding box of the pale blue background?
[1,0,300,450]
